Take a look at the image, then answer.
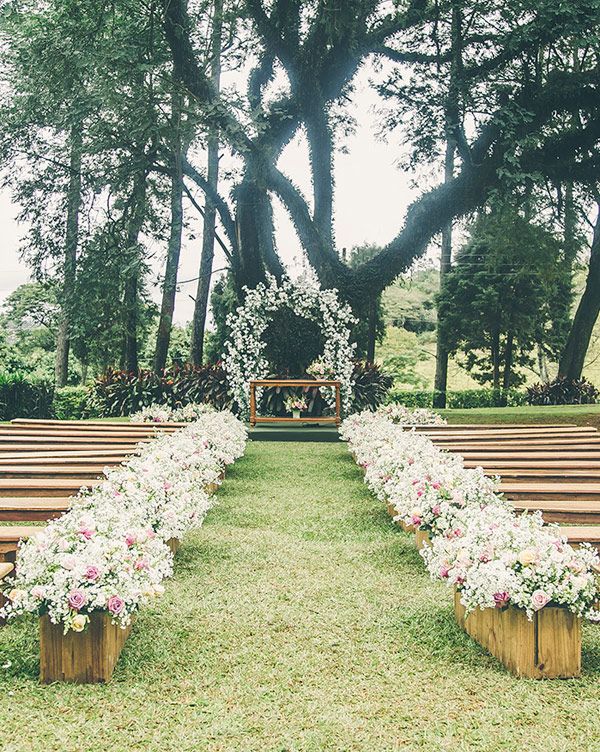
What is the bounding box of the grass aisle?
[1,441,600,751]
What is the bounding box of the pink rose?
[107,595,125,615]
[125,533,137,547]
[439,566,450,578]
[135,558,149,571]
[68,589,87,611]
[79,526,94,540]
[432,505,441,516]
[85,566,100,581]
[431,482,441,490]
[163,481,172,491]
[410,515,422,526]
[531,590,550,611]
[493,592,510,609]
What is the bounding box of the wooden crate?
[39,612,132,683]
[415,529,431,550]
[166,537,180,555]
[453,590,581,678]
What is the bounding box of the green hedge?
[0,373,54,420]
[52,386,99,420]
[387,388,528,409]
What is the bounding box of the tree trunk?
[190,0,223,366]
[537,345,549,382]
[558,203,600,379]
[433,137,455,408]
[502,332,514,391]
[121,172,148,373]
[55,125,83,387]
[154,83,185,373]
[491,328,501,390]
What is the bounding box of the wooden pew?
[0,497,71,521]
[558,526,600,551]
[0,479,99,497]
[0,466,109,479]
[0,434,148,445]
[0,526,44,560]
[0,443,140,454]
[499,482,600,502]
[0,454,129,466]
[513,500,600,525]
[11,418,184,429]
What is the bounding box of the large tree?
[163,0,600,310]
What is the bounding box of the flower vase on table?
[284,394,308,420]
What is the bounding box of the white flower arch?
[223,273,356,417]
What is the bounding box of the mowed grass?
[442,403,600,429]
[2,441,600,751]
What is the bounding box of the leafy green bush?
[527,377,598,406]
[0,372,54,420]
[352,361,393,411]
[448,389,527,408]
[387,388,527,409]
[386,389,435,408]
[90,364,233,416]
[52,386,99,419]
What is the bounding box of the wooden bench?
[0,466,111,479]
[0,434,148,445]
[513,500,600,525]
[0,526,44,560]
[0,479,99,497]
[499,482,600,502]
[0,498,71,521]
[559,526,600,550]
[0,443,140,454]
[0,454,129,466]
[12,418,184,429]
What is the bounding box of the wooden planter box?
[39,612,132,684]
[415,529,431,550]
[385,501,415,532]
[166,538,180,555]
[453,590,581,679]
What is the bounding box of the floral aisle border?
[1,411,247,635]
[222,273,356,418]
[341,408,600,676]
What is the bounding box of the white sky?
[0,67,430,324]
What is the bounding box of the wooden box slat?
[453,590,581,678]
[39,612,132,684]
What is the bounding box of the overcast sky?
[0,66,429,324]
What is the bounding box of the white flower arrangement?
[377,404,447,426]
[2,508,172,633]
[130,402,216,423]
[284,394,308,413]
[1,410,247,632]
[342,410,600,621]
[222,273,356,417]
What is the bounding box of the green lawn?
[442,403,600,429]
[2,441,600,751]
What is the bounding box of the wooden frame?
[249,379,342,427]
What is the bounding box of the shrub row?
[527,377,598,405]
[387,388,528,409]
[0,373,54,420]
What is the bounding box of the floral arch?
[223,274,356,417]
